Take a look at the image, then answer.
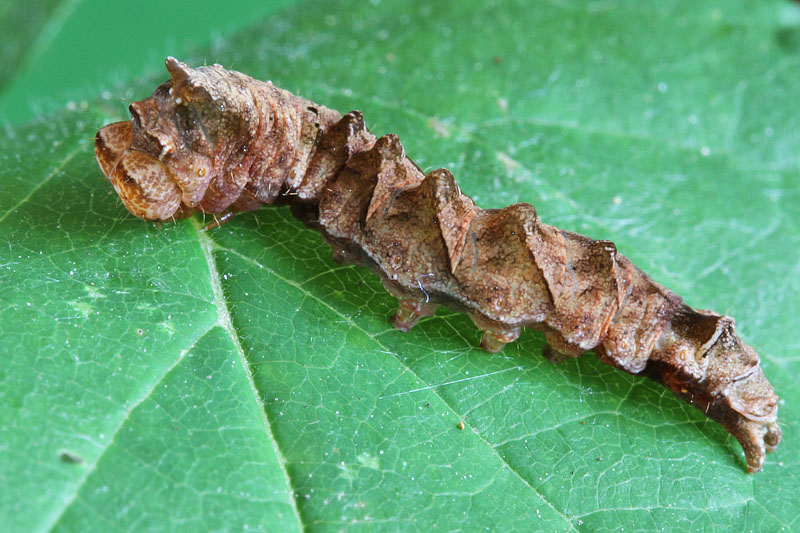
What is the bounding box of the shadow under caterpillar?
[95,58,781,472]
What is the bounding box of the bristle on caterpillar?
[95,58,781,472]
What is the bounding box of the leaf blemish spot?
[59,451,85,464]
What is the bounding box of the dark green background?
[0,0,297,123]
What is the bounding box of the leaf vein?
[209,241,578,529]
[193,218,305,532]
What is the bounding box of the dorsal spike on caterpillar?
[95,58,781,473]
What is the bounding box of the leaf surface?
[1,1,799,531]
[0,0,63,92]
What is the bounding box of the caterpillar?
[95,58,781,472]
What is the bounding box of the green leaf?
[0,0,298,123]
[2,1,799,531]
[0,0,63,92]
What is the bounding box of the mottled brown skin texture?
[96,58,781,472]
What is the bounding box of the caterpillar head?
[95,120,182,220]
[95,57,259,220]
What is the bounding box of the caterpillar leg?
[330,243,361,265]
[542,331,584,364]
[480,328,521,353]
[542,345,574,364]
[391,297,439,332]
[722,406,782,472]
[765,422,781,453]
[201,211,236,231]
[728,418,771,473]
[466,313,521,353]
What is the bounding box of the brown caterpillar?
[95,58,781,472]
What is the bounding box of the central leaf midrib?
[192,218,305,532]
